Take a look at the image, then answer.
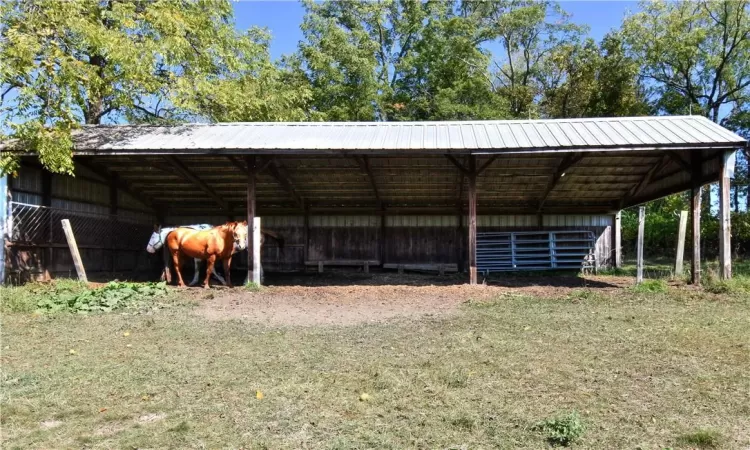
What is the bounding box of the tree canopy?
[1,0,749,217]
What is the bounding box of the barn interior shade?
[2,116,744,155]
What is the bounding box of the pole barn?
[1,116,745,284]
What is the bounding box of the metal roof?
[34,115,744,155]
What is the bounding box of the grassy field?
[1,272,749,449]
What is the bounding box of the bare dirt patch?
[195,272,632,326]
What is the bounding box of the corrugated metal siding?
[51,199,109,215]
[56,116,744,153]
[12,192,42,205]
[10,167,42,193]
[309,216,379,228]
[387,216,457,227]
[477,215,538,227]
[53,176,108,204]
[543,215,613,227]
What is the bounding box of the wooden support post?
[318,261,324,273]
[246,155,257,285]
[0,175,7,284]
[718,151,733,280]
[614,211,622,269]
[61,219,87,282]
[303,203,310,265]
[363,261,369,274]
[109,175,118,275]
[252,217,261,285]
[468,156,477,285]
[41,171,52,280]
[636,206,645,284]
[691,153,702,285]
[379,212,386,267]
[674,210,688,277]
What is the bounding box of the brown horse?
[166,221,248,288]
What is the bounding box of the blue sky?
[232,1,640,60]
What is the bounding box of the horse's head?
[146,225,162,253]
[232,221,249,252]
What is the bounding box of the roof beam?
[75,158,160,212]
[666,151,692,174]
[476,155,498,176]
[163,156,230,212]
[446,155,470,175]
[267,160,304,209]
[354,156,382,208]
[537,153,584,212]
[620,154,671,209]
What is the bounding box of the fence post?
[674,210,688,277]
[61,219,88,282]
[636,206,645,284]
[252,217,261,285]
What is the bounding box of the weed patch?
[2,280,170,314]
[630,279,668,294]
[676,429,722,448]
[534,411,585,446]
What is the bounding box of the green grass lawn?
[1,277,749,449]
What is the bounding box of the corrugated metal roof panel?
[15,115,740,154]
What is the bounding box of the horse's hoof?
[226,284,234,288]
[203,285,210,289]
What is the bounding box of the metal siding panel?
[521,123,546,148]
[639,120,683,143]
[570,123,600,145]
[663,118,708,143]
[582,122,612,145]
[509,124,531,148]
[556,123,586,146]
[595,121,629,145]
[544,123,572,146]
[533,123,560,147]
[619,121,659,144]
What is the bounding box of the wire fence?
[8,201,153,250]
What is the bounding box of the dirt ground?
[195,271,636,326]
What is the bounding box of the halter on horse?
[147,224,227,286]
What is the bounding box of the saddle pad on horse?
[159,224,214,242]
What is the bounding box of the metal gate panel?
[477,230,595,273]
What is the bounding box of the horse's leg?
[189,259,201,286]
[162,246,172,283]
[203,255,217,289]
[171,251,186,287]
[222,257,233,288]
[212,263,227,286]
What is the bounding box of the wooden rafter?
[446,155,470,175]
[355,156,382,208]
[476,155,498,175]
[75,158,159,211]
[665,151,692,174]
[619,154,671,209]
[267,160,304,209]
[163,156,230,212]
[537,153,584,212]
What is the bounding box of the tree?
[296,0,509,122]
[463,0,586,118]
[622,0,750,121]
[622,0,750,217]
[0,0,290,175]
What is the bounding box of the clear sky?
[232,1,640,60]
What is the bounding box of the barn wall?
[166,213,614,272]
[5,166,157,283]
